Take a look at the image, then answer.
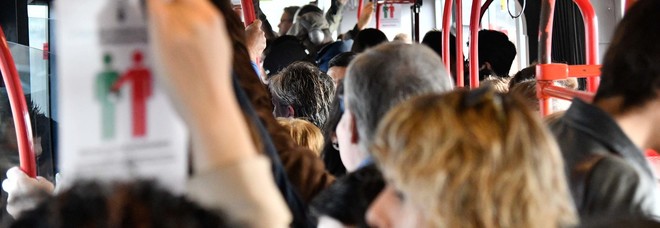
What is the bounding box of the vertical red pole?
[241,0,256,26]
[537,0,556,116]
[469,0,481,88]
[0,27,36,177]
[376,2,381,29]
[572,0,599,92]
[455,0,465,88]
[358,0,364,20]
[442,0,453,80]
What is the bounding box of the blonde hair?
[372,89,577,228]
[480,76,511,93]
[277,118,324,156]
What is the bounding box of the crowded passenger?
[339,42,453,172]
[367,89,578,227]
[549,0,660,219]
[478,30,517,80]
[278,6,300,36]
[351,28,389,53]
[311,164,384,228]
[277,118,325,157]
[326,52,356,85]
[321,80,348,177]
[269,61,335,129]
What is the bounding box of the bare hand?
[357,2,375,30]
[148,0,233,117]
[2,167,54,218]
[245,19,266,62]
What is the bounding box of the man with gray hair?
[336,43,454,172]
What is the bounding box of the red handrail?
[0,27,36,177]
[536,0,599,115]
[441,0,452,79]
[469,0,481,88]
[479,0,494,24]
[625,0,637,12]
[455,0,465,88]
[573,0,599,92]
[358,0,364,20]
[240,0,256,26]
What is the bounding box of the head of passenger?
[310,165,385,228]
[263,35,309,78]
[366,89,578,228]
[321,80,348,177]
[11,181,235,227]
[510,79,539,112]
[478,30,517,80]
[351,29,388,53]
[277,118,325,157]
[327,52,356,85]
[270,61,335,129]
[279,6,300,36]
[287,5,333,54]
[421,30,460,81]
[339,43,454,172]
[480,76,511,93]
[393,33,411,44]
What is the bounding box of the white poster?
[56,0,188,193]
[380,3,402,28]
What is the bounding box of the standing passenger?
[549,0,660,219]
[338,43,453,172]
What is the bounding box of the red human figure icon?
[389,4,395,19]
[112,50,152,137]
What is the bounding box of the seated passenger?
[367,89,578,227]
[311,164,384,228]
[549,0,660,219]
[339,43,453,172]
[480,76,511,93]
[269,62,335,129]
[393,33,411,44]
[277,118,325,157]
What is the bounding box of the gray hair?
[270,62,335,128]
[344,43,454,152]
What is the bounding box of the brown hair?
[278,118,325,156]
[372,89,577,228]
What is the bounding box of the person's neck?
[595,97,658,150]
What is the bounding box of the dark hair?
[11,181,236,227]
[421,30,457,61]
[351,29,388,53]
[509,65,536,90]
[321,79,347,177]
[283,6,301,20]
[263,35,309,77]
[328,52,356,69]
[297,5,323,17]
[270,62,335,128]
[310,165,385,227]
[594,0,660,113]
[478,30,517,77]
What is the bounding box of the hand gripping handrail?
[0,27,37,177]
[241,0,256,26]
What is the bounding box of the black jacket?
[549,99,660,219]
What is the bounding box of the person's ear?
[287,105,295,118]
[349,112,359,144]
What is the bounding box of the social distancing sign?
[57,0,187,193]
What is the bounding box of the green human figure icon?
[96,53,119,140]
[383,4,389,18]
